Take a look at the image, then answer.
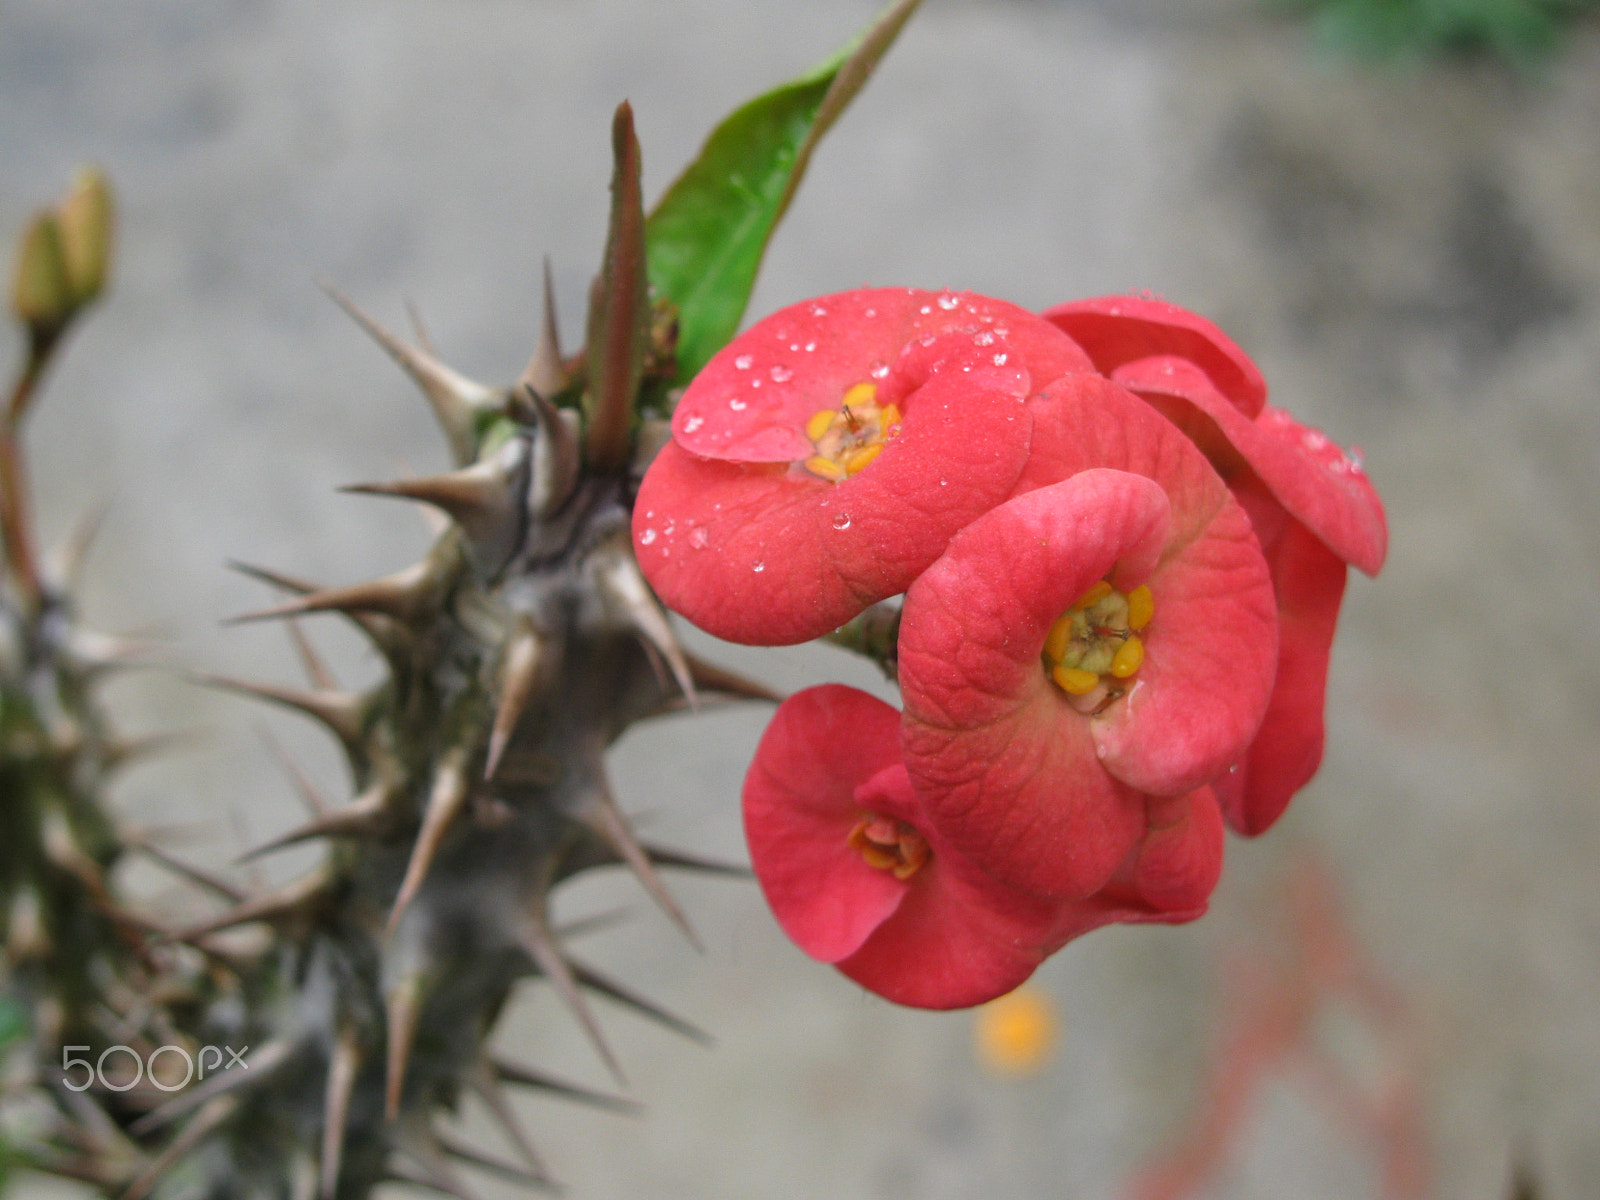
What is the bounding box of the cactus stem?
[590,537,695,709]
[485,618,547,780]
[120,1094,241,1200]
[169,869,331,942]
[583,789,701,951]
[322,283,500,468]
[387,749,472,934]
[320,1025,361,1200]
[516,910,625,1085]
[568,958,712,1046]
[488,1054,642,1115]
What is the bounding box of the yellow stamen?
[847,813,930,881]
[879,402,902,432]
[805,455,847,482]
[1127,585,1154,631]
[805,408,837,442]
[841,381,878,409]
[1110,635,1144,679]
[843,442,884,474]
[1052,664,1100,695]
[1073,580,1113,610]
[1043,612,1074,664]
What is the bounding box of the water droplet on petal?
[729,398,747,410]
[752,560,765,573]
[919,305,933,315]
[937,292,960,310]
[683,415,704,433]
[770,365,793,383]
[993,353,1009,366]
[831,513,851,530]
[734,354,754,370]
[804,341,817,352]
[869,361,889,380]
[639,528,657,545]
[973,330,996,347]
[689,526,710,549]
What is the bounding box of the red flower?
[1045,295,1387,835]
[898,378,1278,900]
[743,685,1065,1008]
[632,288,1092,644]
[743,685,1228,1008]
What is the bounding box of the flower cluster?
[633,288,1386,1008]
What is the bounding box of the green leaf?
[645,0,923,387]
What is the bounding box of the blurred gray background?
[5,0,1599,1197]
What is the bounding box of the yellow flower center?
[802,382,902,482]
[847,811,930,881]
[1042,580,1153,713]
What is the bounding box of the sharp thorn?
[285,616,338,691]
[228,560,412,666]
[518,914,625,1085]
[128,1041,292,1137]
[466,1059,552,1183]
[570,957,712,1046]
[321,282,498,467]
[127,838,245,903]
[591,538,695,708]
[103,728,208,774]
[435,1131,556,1192]
[169,871,330,942]
[320,1026,361,1199]
[584,790,700,951]
[50,495,111,589]
[385,975,425,1121]
[520,257,568,399]
[387,750,472,934]
[485,619,546,780]
[225,562,434,626]
[639,842,753,879]
[237,784,395,862]
[686,653,784,704]
[119,1095,240,1200]
[257,725,331,817]
[488,1055,642,1115]
[519,382,582,517]
[406,297,434,354]
[188,673,365,758]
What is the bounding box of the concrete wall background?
[5,1,1599,1196]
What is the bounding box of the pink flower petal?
[1112,354,1387,576]
[1042,294,1267,419]
[635,338,1039,645]
[672,287,1092,461]
[899,471,1177,900]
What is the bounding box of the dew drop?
[937,292,960,310]
[809,304,828,317]
[729,398,747,411]
[919,305,933,315]
[789,343,801,352]
[689,526,710,549]
[752,561,765,573]
[734,354,754,370]
[770,365,794,383]
[639,528,657,545]
[683,415,704,433]
[869,360,889,380]
[831,513,852,530]
[973,330,996,347]
[993,353,1009,366]
[1303,430,1328,451]
[804,341,817,352]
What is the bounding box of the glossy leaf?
[645,0,922,387]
